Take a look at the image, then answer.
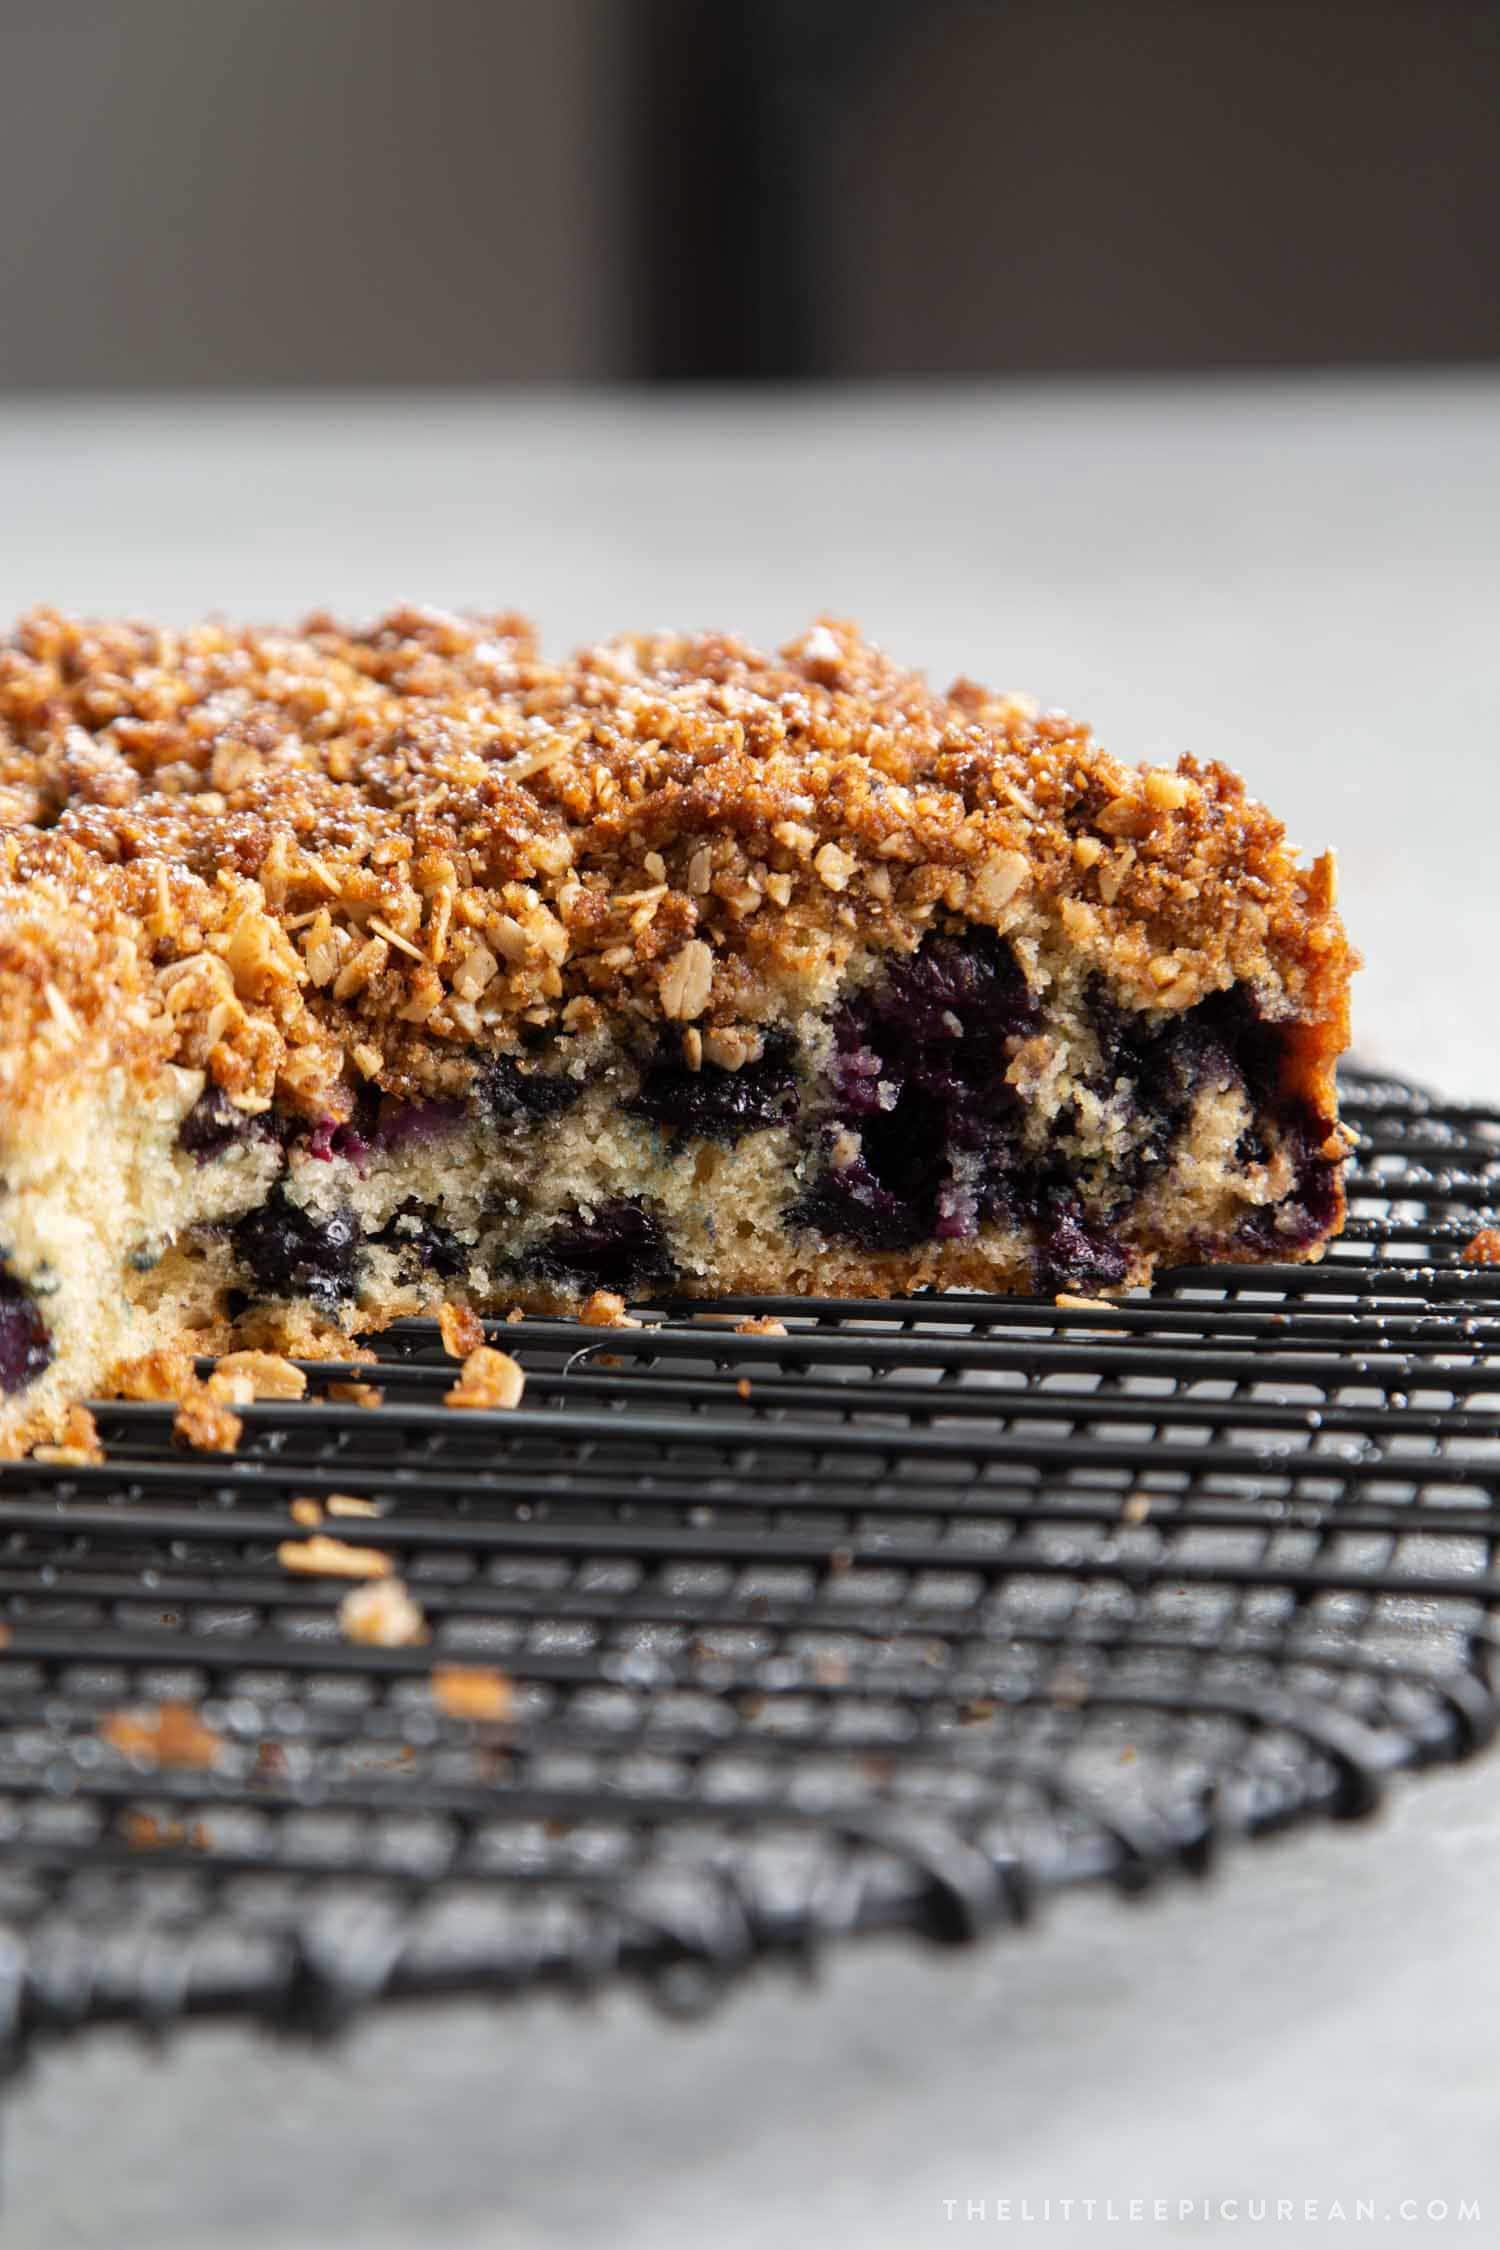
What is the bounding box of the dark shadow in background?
[1,0,1497,387]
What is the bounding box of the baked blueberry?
[233,1186,360,1309]
[529,1199,674,1293]
[0,1273,51,1394]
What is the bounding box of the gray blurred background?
[2,0,1497,390]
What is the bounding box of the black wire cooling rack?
[2,1064,1500,2070]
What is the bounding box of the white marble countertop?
[4,379,1499,2247]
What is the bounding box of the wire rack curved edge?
[1,1064,1498,2068]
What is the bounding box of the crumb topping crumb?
[438,1301,486,1358]
[339,1577,427,1647]
[277,1533,392,1579]
[173,1391,243,1453]
[100,1700,223,1769]
[578,1289,640,1328]
[444,1344,525,1410]
[430,1663,514,1721]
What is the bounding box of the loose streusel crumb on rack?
[1462,1227,1500,1267]
[339,1577,428,1647]
[438,1302,486,1358]
[212,1349,306,1400]
[173,1391,243,1453]
[326,1491,386,1517]
[578,1289,640,1328]
[444,1345,525,1410]
[326,1380,385,1408]
[100,1701,224,1770]
[277,1534,392,1579]
[430,1664,515,1721]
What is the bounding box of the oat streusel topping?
[0,607,1351,1126]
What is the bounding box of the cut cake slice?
[0,608,1355,1455]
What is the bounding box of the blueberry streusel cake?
[0,608,1354,1454]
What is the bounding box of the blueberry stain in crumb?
[529,1200,675,1294]
[376,1206,471,1279]
[479,1056,583,1128]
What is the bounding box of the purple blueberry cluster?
[795,930,1045,1253]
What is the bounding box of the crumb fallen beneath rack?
[100,1701,223,1770]
[173,1391,243,1453]
[326,1380,385,1408]
[277,1534,392,1580]
[431,1664,514,1721]
[438,1303,486,1358]
[340,1578,427,1647]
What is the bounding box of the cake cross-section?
[0,607,1355,1455]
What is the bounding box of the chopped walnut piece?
[100,1701,223,1770]
[173,1391,243,1453]
[578,1290,640,1329]
[339,1578,428,1648]
[288,1497,323,1527]
[445,1346,525,1410]
[213,1349,307,1400]
[1462,1227,1500,1267]
[277,1534,392,1579]
[327,1381,385,1408]
[326,1492,386,1517]
[735,1314,789,1336]
[438,1302,486,1358]
[431,1664,514,1721]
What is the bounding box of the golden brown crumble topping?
[0,606,1352,1127]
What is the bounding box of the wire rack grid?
[1,1065,1499,2068]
